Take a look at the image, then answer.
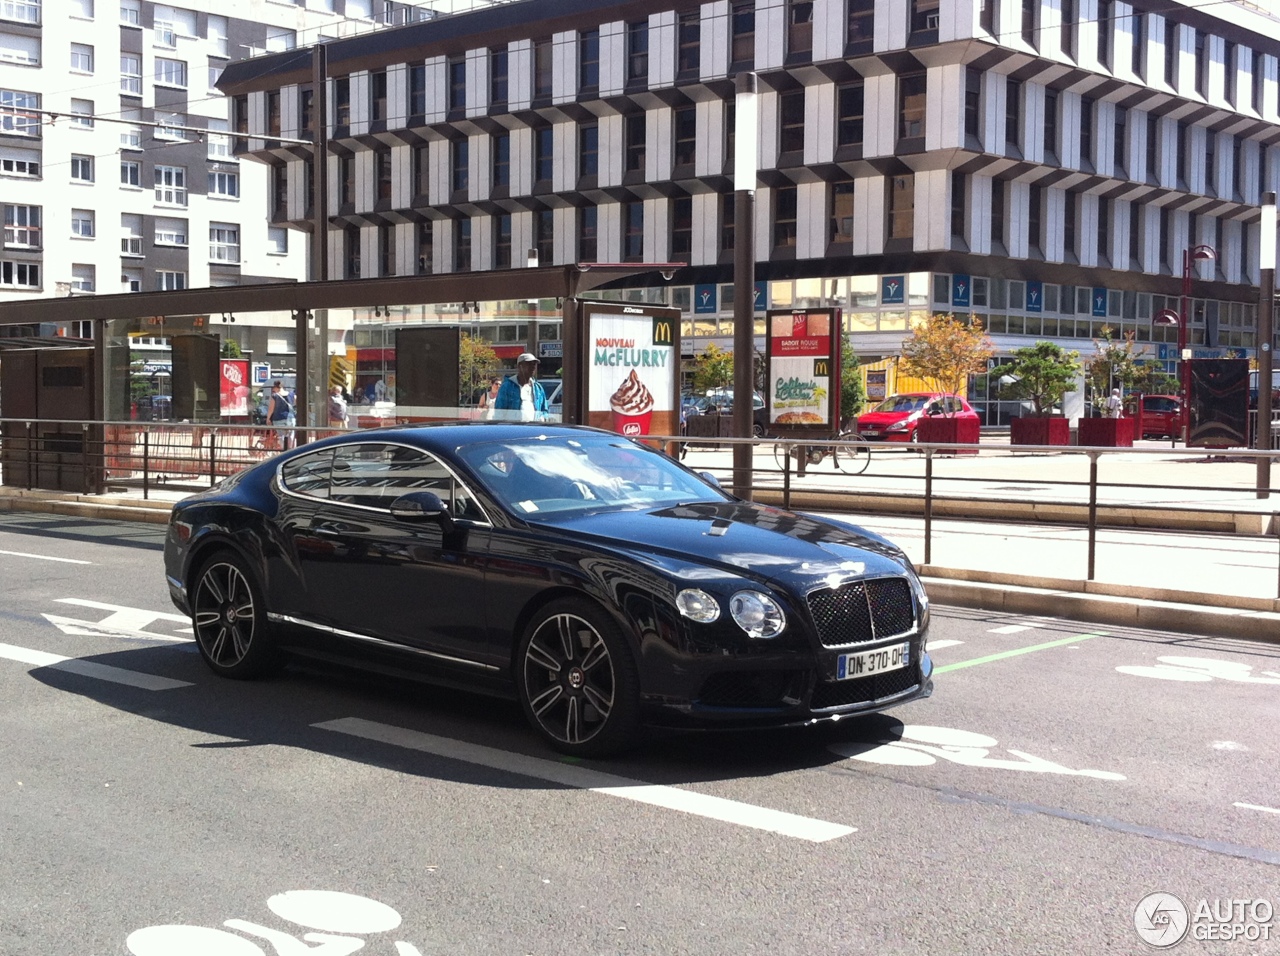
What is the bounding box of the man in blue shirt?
[492,353,549,421]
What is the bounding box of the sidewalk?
[2,440,1278,643]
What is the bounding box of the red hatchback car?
[1132,394,1182,439]
[855,393,979,442]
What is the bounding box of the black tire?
[189,550,283,679]
[772,442,792,472]
[517,598,641,757]
[834,435,871,475]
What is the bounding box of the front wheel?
[517,598,641,757]
[190,551,283,679]
[834,434,871,475]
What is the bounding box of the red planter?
[916,416,980,450]
[1077,417,1134,447]
[1010,417,1070,446]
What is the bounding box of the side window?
[329,443,482,518]
[279,449,333,498]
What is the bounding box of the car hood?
[858,410,918,426]
[543,500,912,592]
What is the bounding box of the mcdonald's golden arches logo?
[813,359,829,377]
[652,318,673,346]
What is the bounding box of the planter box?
[1077,416,1134,447]
[916,416,980,451]
[1010,416,1070,446]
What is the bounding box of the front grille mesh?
[810,664,920,710]
[807,577,915,648]
[698,670,806,708]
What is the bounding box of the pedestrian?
[492,353,549,421]
[267,380,295,450]
[328,385,349,428]
[477,377,502,419]
[1105,387,1123,419]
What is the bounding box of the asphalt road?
[1,512,1278,956]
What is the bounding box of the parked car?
[703,388,769,436]
[1133,394,1182,439]
[855,393,979,442]
[164,423,932,757]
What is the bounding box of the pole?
[731,72,757,499]
[301,43,330,432]
[1179,248,1190,445]
[1258,191,1276,499]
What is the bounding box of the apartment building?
[218,0,1280,416]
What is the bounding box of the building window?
[579,205,597,261]
[71,43,93,72]
[627,21,648,85]
[404,66,424,118]
[378,223,394,276]
[3,0,40,24]
[579,123,599,179]
[334,76,351,126]
[1113,107,1126,176]
[120,159,140,186]
[71,154,93,181]
[991,179,1005,248]
[453,57,468,112]
[625,113,645,173]
[979,0,996,34]
[1062,190,1077,261]
[899,72,926,141]
[1044,88,1060,159]
[847,0,873,52]
[3,204,40,247]
[268,226,288,255]
[120,214,142,255]
[0,33,39,66]
[155,57,186,87]
[1079,97,1094,171]
[773,184,797,248]
[1021,0,1036,47]
[154,216,188,245]
[492,132,510,187]
[69,0,92,19]
[535,208,553,263]
[888,174,914,240]
[0,261,39,288]
[344,224,361,277]
[1005,79,1022,154]
[788,0,813,57]
[534,126,553,183]
[70,98,93,128]
[70,208,94,238]
[209,170,239,198]
[911,0,939,36]
[1165,19,1178,87]
[70,264,94,293]
[494,213,512,268]
[1028,183,1043,255]
[339,154,354,206]
[837,81,864,149]
[273,163,289,216]
[1224,41,1237,105]
[375,149,392,201]
[156,271,186,291]
[454,218,471,271]
[673,106,696,167]
[1097,196,1110,264]
[371,69,388,121]
[731,0,754,66]
[533,37,553,99]
[0,90,39,136]
[950,172,966,243]
[122,269,141,292]
[677,13,699,76]
[155,164,186,204]
[963,70,981,142]
[830,180,854,244]
[120,54,141,93]
[209,222,239,262]
[1060,0,1076,59]
[721,193,735,255]
[0,152,38,177]
[580,29,600,92]
[1194,30,1207,97]
[491,48,508,108]
[671,195,692,259]
[1146,113,1159,181]
[779,90,805,154]
[1098,0,1113,69]
[416,221,433,273]
[622,201,644,260]
[265,91,281,137]
[1176,120,1188,188]
[452,138,469,193]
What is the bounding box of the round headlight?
[729,591,786,639]
[675,588,720,623]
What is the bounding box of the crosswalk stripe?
[989,624,1035,634]
[314,717,856,843]
[0,642,192,691]
[928,639,965,650]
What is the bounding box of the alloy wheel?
[193,561,258,669]
[522,612,616,747]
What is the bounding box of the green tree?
[989,341,1082,416]
[692,343,735,394]
[1083,326,1177,406]
[898,314,995,413]
[840,337,866,426]
[459,333,499,403]
[220,338,242,359]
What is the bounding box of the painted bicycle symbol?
[1116,655,1280,684]
[830,724,1125,780]
[127,890,422,956]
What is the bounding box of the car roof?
[290,422,624,456]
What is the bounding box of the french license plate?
[836,642,910,680]
[860,430,880,437]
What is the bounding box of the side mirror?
[389,491,455,532]
[699,471,721,488]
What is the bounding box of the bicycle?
[772,430,871,476]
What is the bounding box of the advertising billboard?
[583,302,680,438]
[219,359,250,417]
[1188,358,1249,448]
[765,308,841,435]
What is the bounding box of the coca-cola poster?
[582,302,680,439]
[765,308,841,434]
[220,359,250,417]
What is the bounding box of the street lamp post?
[1178,244,1217,443]
[731,72,758,499]
[1257,191,1276,499]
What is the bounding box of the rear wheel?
[190,551,283,679]
[834,434,871,475]
[517,598,641,757]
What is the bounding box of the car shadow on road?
[0,512,166,551]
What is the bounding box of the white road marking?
[56,598,190,627]
[0,642,192,691]
[42,613,194,643]
[928,639,964,650]
[1234,802,1280,815]
[314,717,855,843]
[988,624,1035,634]
[0,549,91,565]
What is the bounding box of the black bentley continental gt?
[164,423,933,756]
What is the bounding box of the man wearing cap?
[493,352,549,421]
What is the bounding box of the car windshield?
[456,435,729,519]
[872,395,930,413]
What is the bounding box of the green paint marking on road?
[932,632,1108,674]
